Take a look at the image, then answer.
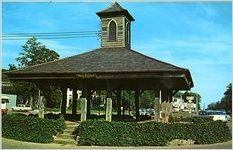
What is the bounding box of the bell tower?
[96,2,135,49]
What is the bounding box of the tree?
[139,90,155,109]
[207,83,232,113]
[174,91,201,110]
[122,91,135,113]
[8,64,17,70]
[220,83,232,112]
[207,102,217,110]
[16,37,59,67]
[6,37,60,108]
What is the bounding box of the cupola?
[96,2,135,49]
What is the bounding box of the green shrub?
[192,116,214,123]
[2,113,65,143]
[73,120,137,146]
[74,120,231,146]
[191,121,231,144]
[169,116,213,123]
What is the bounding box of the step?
[65,124,79,129]
[64,128,75,132]
[63,129,75,134]
[58,133,76,139]
[65,121,80,125]
[54,138,76,145]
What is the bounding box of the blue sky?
[2,2,232,108]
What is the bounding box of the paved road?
[2,138,232,149]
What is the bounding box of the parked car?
[1,96,10,115]
[145,108,155,116]
[139,108,147,115]
[194,110,231,122]
[12,104,32,112]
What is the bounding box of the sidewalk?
[2,138,232,149]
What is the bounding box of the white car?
[197,110,231,122]
[12,105,32,112]
[207,111,231,122]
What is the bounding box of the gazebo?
[6,2,193,121]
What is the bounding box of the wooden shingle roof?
[8,47,189,74]
[96,2,135,21]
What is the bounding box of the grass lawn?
[2,138,77,149]
[2,138,232,149]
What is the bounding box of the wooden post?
[66,88,71,108]
[154,90,161,122]
[72,88,78,115]
[80,98,87,121]
[135,90,140,121]
[30,96,33,108]
[61,87,67,115]
[159,90,162,121]
[116,90,121,116]
[154,93,159,121]
[122,100,125,115]
[154,90,162,122]
[161,101,173,123]
[106,89,112,122]
[86,90,92,118]
[98,90,101,116]
[38,95,45,119]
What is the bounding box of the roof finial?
[96,1,135,21]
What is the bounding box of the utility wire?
[3,31,100,36]
[3,30,100,35]
[3,35,100,40]
[2,31,101,40]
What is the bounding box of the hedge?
[2,113,65,143]
[73,120,231,146]
[169,116,214,123]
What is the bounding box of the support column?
[80,97,87,121]
[38,89,45,119]
[66,88,71,108]
[116,90,122,116]
[122,99,125,115]
[135,90,140,121]
[30,96,33,108]
[159,90,162,121]
[72,88,78,115]
[61,87,67,115]
[86,90,92,118]
[80,89,88,122]
[106,89,112,122]
[154,90,161,122]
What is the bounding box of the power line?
[3,31,100,36]
[2,30,102,40]
[3,35,100,40]
[3,30,100,35]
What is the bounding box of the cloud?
[40,40,80,58]
[132,31,231,106]
[133,34,231,67]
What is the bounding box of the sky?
[2,1,232,108]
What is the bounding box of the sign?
[76,73,97,79]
